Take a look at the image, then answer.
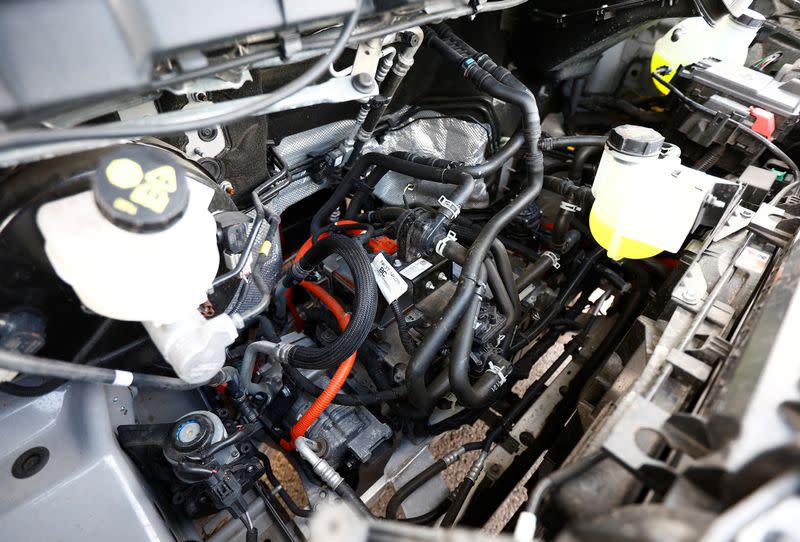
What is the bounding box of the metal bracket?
[749,203,794,247]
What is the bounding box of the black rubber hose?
[284,235,378,370]
[440,477,475,527]
[336,479,373,516]
[543,175,594,209]
[523,450,606,515]
[0,318,113,396]
[445,241,516,339]
[283,364,405,406]
[449,267,507,408]
[390,300,416,354]
[515,253,557,292]
[568,146,601,184]
[407,30,545,412]
[539,135,608,150]
[462,132,525,178]
[254,449,312,518]
[0,336,156,398]
[314,153,475,239]
[386,461,447,519]
[551,193,576,254]
[490,239,521,325]
[511,247,605,351]
[399,499,451,524]
[386,441,483,519]
[0,347,202,390]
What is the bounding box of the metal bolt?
[112,396,118,403]
[394,259,402,267]
[119,406,127,415]
[319,490,328,499]
[425,281,435,291]
[198,127,218,142]
[740,208,755,218]
[437,272,448,281]
[247,465,255,473]
[681,288,698,303]
[231,450,239,458]
[351,72,374,94]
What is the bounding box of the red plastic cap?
[749,106,775,140]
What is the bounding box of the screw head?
[352,72,374,94]
[681,288,698,302]
[425,281,435,291]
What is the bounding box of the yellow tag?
[112,197,138,216]
[105,158,144,189]
[129,165,178,214]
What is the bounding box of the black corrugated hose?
[283,235,378,370]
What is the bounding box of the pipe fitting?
[295,436,344,490]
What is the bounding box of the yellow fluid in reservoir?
[650,52,674,95]
[589,210,664,261]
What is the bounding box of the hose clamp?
[487,361,509,388]
[542,250,561,270]
[435,230,458,257]
[560,201,581,213]
[437,195,461,220]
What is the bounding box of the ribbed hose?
[284,235,377,370]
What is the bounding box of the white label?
[371,253,408,303]
[735,246,770,274]
[400,258,433,280]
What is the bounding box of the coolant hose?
[282,235,377,370]
[313,153,475,238]
[282,281,356,449]
[407,30,544,412]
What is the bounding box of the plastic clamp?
[542,250,561,270]
[435,230,458,257]
[437,195,461,220]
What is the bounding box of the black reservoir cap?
[607,125,665,157]
[94,146,189,233]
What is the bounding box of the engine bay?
[3,1,800,540]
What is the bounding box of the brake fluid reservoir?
[651,9,764,94]
[37,145,237,383]
[590,125,712,261]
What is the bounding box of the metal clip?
[542,250,561,270]
[560,201,582,213]
[437,195,461,220]
[435,229,458,256]
[278,31,303,59]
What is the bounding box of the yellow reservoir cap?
[589,209,663,261]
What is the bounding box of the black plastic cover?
[0,0,359,121]
[94,145,189,233]
[607,125,665,157]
